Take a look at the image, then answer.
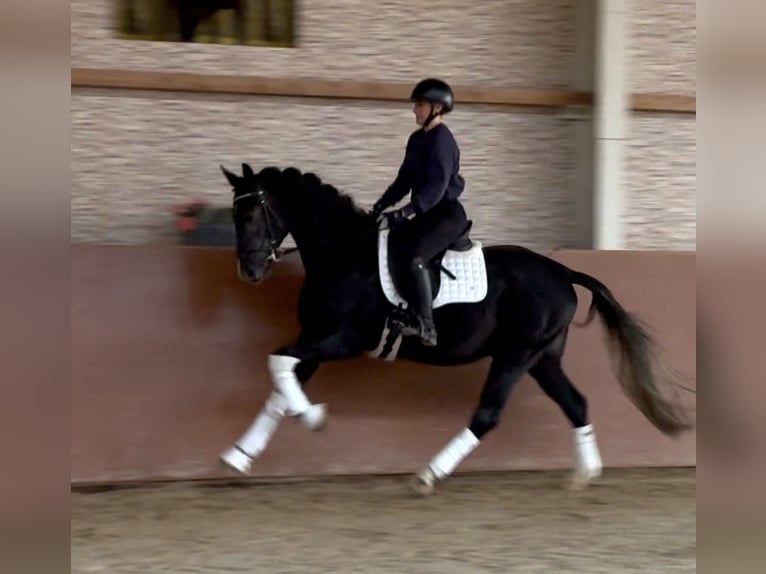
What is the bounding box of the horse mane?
[263,166,373,234]
[282,166,367,215]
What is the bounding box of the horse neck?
[278,192,377,278]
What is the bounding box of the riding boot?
[410,257,438,346]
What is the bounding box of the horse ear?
[220,165,240,189]
[242,163,255,180]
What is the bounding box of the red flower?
[177,217,197,232]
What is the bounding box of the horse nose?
[237,259,256,282]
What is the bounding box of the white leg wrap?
[220,391,288,473]
[429,427,480,480]
[573,423,602,477]
[238,391,288,454]
[268,354,311,415]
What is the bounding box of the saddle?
[377,220,488,311]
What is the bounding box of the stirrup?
[417,317,438,347]
[420,325,437,346]
[398,314,436,345]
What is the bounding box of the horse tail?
[570,270,695,437]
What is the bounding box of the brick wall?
[625,0,696,249]
[71,0,695,250]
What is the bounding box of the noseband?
[233,188,297,262]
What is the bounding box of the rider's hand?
[385,206,414,228]
[370,202,386,221]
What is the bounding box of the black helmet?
[410,78,454,114]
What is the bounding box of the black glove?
[385,205,415,228]
[370,201,386,220]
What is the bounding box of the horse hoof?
[567,468,601,490]
[300,403,328,431]
[411,469,436,496]
[220,446,253,475]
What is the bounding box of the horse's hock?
[71,244,696,485]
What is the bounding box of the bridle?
[233,183,379,265]
[233,187,297,262]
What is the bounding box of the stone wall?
[72,1,576,88]
[71,92,577,249]
[625,0,696,250]
[71,0,695,250]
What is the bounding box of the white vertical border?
[593,0,630,249]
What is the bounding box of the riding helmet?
[410,78,454,114]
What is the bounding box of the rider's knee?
[410,256,426,272]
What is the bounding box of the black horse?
[169,0,247,43]
[218,163,694,494]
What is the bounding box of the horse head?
[221,162,375,284]
[220,163,290,284]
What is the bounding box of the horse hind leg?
[529,347,602,489]
[412,353,539,495]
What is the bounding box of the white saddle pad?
[377,228,488,309]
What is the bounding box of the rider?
[371,78,469,347]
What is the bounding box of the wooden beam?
[631,93,696,114]
[71,68,695,114]
[70,68,591,109]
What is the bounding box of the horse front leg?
[269,330,362,429]
[221,330,359,475]
[220,360,318,474]
[268,354,329,431]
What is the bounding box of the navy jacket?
[379,123,465,216]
